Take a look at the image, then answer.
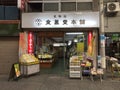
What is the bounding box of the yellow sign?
[14,64,21,77]
[77,42,84,53]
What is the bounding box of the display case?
[38,53,55,68]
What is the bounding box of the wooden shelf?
[0,20,20,24]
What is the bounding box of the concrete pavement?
[0,73,120,90]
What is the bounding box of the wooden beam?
[0,20,20,24]
[38,31,65,37]
[0,0,17,5]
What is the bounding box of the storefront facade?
[0,0,120,75]
[20,11,100,76]
[18,0,120,77]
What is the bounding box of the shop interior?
[33,30,98,76]
[105,33,120,60]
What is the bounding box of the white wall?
[104,12,120,33]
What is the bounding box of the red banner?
[28,32,34,54]
[88,32,92,45]
[87,32,93,56]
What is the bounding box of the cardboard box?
[21,64,40,76]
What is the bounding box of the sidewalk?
[0,73,120,90]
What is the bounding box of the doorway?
[33,29,98,76]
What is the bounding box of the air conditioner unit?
[107,2,120,12]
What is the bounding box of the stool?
[90,68,104,82]
[111,63,120,79]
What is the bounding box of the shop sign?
[17,0,25,10]
[97,55,101,68]
[22,12,99,28]
[8,63,21,81]
[100,34,105,48]
[28,32,33,54]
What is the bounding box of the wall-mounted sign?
[22,12,99,28]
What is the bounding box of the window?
[77,2,92,11]
[61,2,76,11]
[44,3,59,11]
[28,3,42,12]
[27,1,93,12]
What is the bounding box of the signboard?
[22,12,99,28]
[18,0,24,9]
[17,0,27,10]
[8,63,21,81]
[97,55,101,68]
[28,32,34,54]
[100,34,105,48]
[14,63,21,77]
[77,42,84,53]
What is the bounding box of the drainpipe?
[99,0,106,69]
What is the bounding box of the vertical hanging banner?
[87,32,93,56]
[97,55,101,68]
[100,34,105,48]
[17,0,21,8]
[17,0,27,11]
[28,32,34,54]
[19,32,28,57]
[88,32,92,45]
[21,0,25,10]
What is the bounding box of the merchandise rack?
[69,56,81,78]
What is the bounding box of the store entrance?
[35,31,65,75]
[34,30,97,76]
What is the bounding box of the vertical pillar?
[99,0,106,69]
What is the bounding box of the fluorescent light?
[53,43,67,47]
[66,32,83,35]
[74,39,78,43]
[68,41,72,46]
[53,43,60,47]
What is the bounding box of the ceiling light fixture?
[66,32,83,35]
